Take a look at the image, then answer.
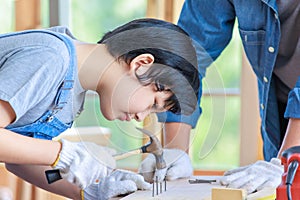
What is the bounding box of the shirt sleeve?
[158,0,236,127]
[285,77,300,118]
[0,46,67,122]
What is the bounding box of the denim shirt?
[176,0,295,161]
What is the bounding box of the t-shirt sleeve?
[0,46,67,121]
[285,77,300,119]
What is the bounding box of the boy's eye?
[151,100,165,112]
[155,82,164,92]
[152,101,158,110]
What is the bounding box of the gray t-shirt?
[0,26,86,127]
[273,0,300,103]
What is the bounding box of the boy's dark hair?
[98,18,199,115]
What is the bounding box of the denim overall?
[4,30,76,140]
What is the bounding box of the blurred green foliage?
[69,0,147,43]
[0,1,14,33]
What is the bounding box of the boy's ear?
[129,53,154,75]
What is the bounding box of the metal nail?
[156,176,158,195]
[160,182,162,193]
[152,181,154,197]
[165,177,167,191]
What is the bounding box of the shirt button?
[268,46,275,53]
[263,76,268,83]
[260,104,265,110]
[274,13,278,20]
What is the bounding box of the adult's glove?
[138,149,193,183]
[0,186,13,200]
[52,139,116,189]
[219,158,283,194]
[83,169,151,200]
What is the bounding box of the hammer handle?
[113,149,143,160]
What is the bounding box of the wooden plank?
[146,0,165,20]
[146,0,157,18]
[15,0,41,31]
[173,0,185,22]
[212,188,246,200]
[240,50,262,165]
[164,0,174,22]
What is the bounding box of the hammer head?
[136,127,166,169]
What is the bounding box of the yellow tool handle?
[113,149,143,160]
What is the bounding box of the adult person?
[139,0,300,194]
[0,18,199,200]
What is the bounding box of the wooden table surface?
[111,176,277,200]
[112,176,224,200]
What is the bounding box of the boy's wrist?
[51,140,62,167]
[80,189,84,200]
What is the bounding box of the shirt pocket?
[238,28,266,75]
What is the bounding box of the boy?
[0,18,199,199]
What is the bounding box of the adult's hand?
[219,158,283,194]
[138,148,193,182]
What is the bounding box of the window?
[0,1,14,33]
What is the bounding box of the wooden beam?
[173,0,185,22]
[239,50,262,166]
[146,0,165,20]
[15,0,41,31]
[147,0,182,22]
[164,0,174,22]
[146,0,157,18]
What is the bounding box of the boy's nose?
[135,111,149,122]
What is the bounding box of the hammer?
[45,127,166,184]
[113,127,166,169]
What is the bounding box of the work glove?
[52,139,116,189]
[82,169,151,200]
[138,148,193,183]
[0,186,13,200]
[219,158,283,194]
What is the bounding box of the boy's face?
[100,77,171,122]
[98,54,172,122]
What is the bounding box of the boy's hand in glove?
[219,158,284,194]
[138,149,193,183]
[83,169,151,200]
[52,139,116,189]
